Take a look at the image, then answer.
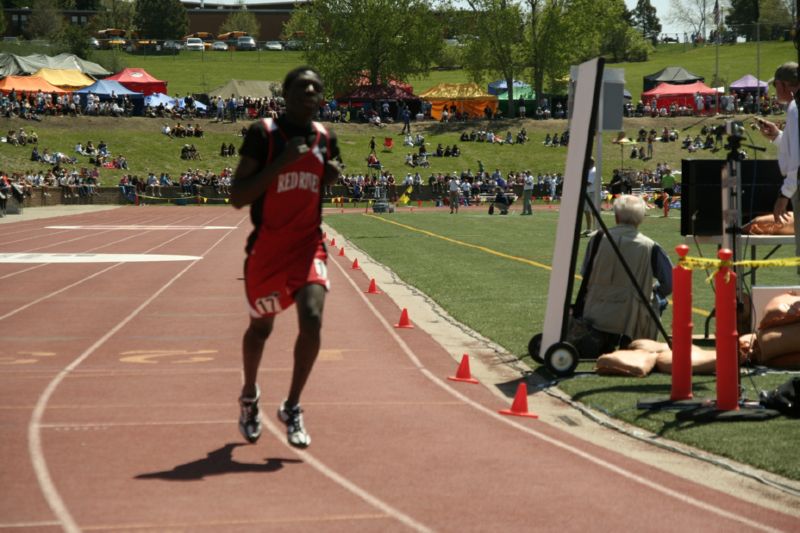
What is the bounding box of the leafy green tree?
[283,0,443,97]
[727,0,790,40]
[90,0,136,34]
[133,0,188,39]
[0,8,6,37]
[460,0,529,117]
[25,0,62,40]
[59,22,92,57]
[632,0,662,44]
[219,9,261,39]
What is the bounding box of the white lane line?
[27,216,245,533]
[47,225,237,230]
[0,213,227,320]
[329,256,787,533]
[0,520,61,528]
[262,418,432,533]
[0,253,203,263]
[0,214,175,280]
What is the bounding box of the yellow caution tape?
[678,255,800,283]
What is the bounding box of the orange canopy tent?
[0,75,69,95]
[419,83,498,120]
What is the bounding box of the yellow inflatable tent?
[32,68,94,90]
[419,83,498,120]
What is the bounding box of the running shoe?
[277,400,311,448]
[238,387,262,444]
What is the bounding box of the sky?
[627,0,689,36]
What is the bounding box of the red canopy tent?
[105,68,167,96]
[641,81,718,113]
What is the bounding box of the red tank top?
[251,118,329,250]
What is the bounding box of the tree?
[727,0,791,40]
[460,0,529,117]
[283,0,443,97]
[667,0,715,40]
[25,0,62,40]
[632,0,662,44]
[133,0,188,39]
[59,22,92,57]
[0,8,6,38]
[219,9,261,39]
[90,0,136,34]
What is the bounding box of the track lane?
[0,207,797,532]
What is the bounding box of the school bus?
[96,28,127,49]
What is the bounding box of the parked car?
[163,40,183,51]
[184,37,205,51]
[88,37,100,49]
[212,40,228,51]
[284,40,303,51]
[264,40,283,51]
[236,36,257,51]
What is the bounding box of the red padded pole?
[715,249,739,411]
[670,245,693,400]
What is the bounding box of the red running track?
[0,206,797,532]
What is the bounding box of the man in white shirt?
[757,62,799,273]
[448,175,460,214]
[521,171,534,215]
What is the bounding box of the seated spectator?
[162,124,172,137]
[403,134,414,147]
[577,195,672,353]
[544,133,552,146]
[227,143,236,157]
[405,153,415,167]
[367,152,382,169]
[444,145,452,157]
[505,131,514,145]
[451,144,460,157]
[193,123,204,137]
[434,143,444,157]
[97,140,108,156]
[551,133,560,146]
[489,187,513,215]
[221,143,229,157]
[30,145,40,162]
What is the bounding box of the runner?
[230,66,342,448]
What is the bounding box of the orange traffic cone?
[338,247,345,257]
[498,383,538,418]
[447,354,479,384]
[351,258,360,270]
[365,278,382,294]
[394,308,413,328]
[330,237,336,247]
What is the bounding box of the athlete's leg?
[241,315,274,398]
[286,283,326,407]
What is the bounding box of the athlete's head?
[283,66,324,123]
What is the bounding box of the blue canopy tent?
[178,97,207,113]
[487,79,530,96]
[144,92,176,109]
[76,79,144,115]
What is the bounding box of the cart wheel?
[528,333,544,364]
[544,342,579,378]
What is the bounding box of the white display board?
[541,58,605,354]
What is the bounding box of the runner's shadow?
[135,443,301,481]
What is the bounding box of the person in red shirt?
[231,66,341,448]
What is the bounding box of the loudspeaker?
[680,159,787,236]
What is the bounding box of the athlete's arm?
[231,137,307,208]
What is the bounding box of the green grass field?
[324,208,800,481]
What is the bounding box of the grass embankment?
[0,115,780,187]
